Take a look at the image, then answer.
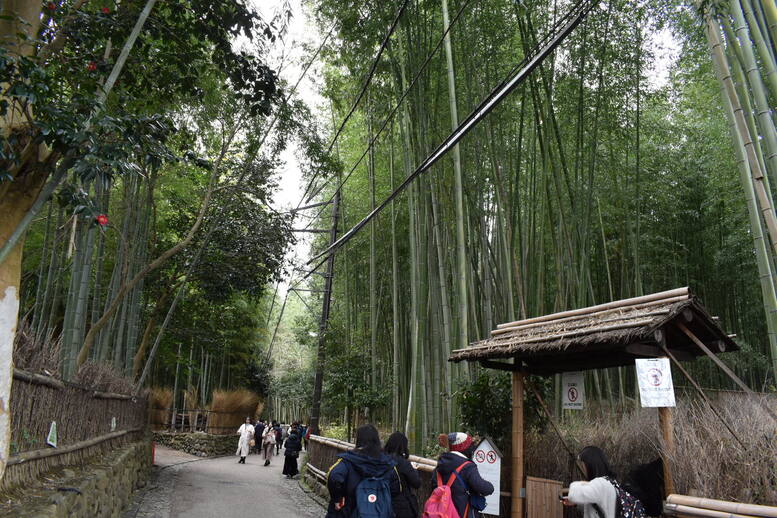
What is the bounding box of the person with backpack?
[384,432,421,518]
[561,446,647,518]
[429,433,494,518]
[283,424,303,479]
[325,424,401,518]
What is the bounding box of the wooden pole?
[511,371,525,518]
[658,406,675,497]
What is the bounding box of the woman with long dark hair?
[325,425,401,518]
[384,432,421,518]
[563,446,617,518]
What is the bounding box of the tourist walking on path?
[432,433,494,518]
[325,424,401,518]
[384,432,421,518]
[262,421,276,466]
[254,419,266,454]
[283,423,303,478]
[562,446,619,518]
[274,422,283,455]
[236,417,254,464]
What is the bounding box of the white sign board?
[472,437,501,515]
[561,371,585,410]
[636,357,676,407]
[47,421,57,448]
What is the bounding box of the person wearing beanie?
[432,433,494,518]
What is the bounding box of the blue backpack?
[354,467,395,518]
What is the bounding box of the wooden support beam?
[658,406,675,498]
[479,359,521,371]
[511,371,525,518]
[625,343,695,362]
[676,322,777,422]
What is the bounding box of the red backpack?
[423,463,469,518]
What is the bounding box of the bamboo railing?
[664,495,777,518]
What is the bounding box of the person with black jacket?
[325,424,401,518]
[283,424,303,478]
[433,433,494,518]
[384,432,421,518]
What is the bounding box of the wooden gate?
[526,476,563,518]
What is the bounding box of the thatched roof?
[450,287,739,375]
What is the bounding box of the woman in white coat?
[236,417,254,464]
[562,446,617,518]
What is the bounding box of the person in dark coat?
[325,424,401,518]
[283,424,303,478]
[432,433,494,518]
[254,420,266,454]
[384,431,421,518]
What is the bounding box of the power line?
[299,0,412,204]
[305,0,478,206]
[308,0,599,265]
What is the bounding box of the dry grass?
[12,318,60,376]
[149,387,173,431]
[73,361,134,394]
[206,389,262,435]
[525,395,776,505]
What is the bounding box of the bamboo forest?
[1,0,776,512]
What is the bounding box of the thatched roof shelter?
[450,287,738,376]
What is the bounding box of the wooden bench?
[664,494,777,518]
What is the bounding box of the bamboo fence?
[3,368,146,491]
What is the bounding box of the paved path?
[123,446,324,518]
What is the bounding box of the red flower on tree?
[48,2,56,10]
[87,61,97,72]
[101,6,110,13]
[96,214,109,226]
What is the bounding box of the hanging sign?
[472,437,501,515]
[47,421,57,448]
[111,417,117,431]
[636,357,676,407]
[561,371,585,410]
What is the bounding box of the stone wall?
[153,431,236,457]
[0,439,151,518]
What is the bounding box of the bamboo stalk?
[667,495,777,517]
[664,503,764,518]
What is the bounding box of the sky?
[252,0,327,292]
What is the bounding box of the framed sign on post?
[473,437,502,516]
[561,371,585,410]
[635,357,676,407]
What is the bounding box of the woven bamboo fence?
[2,368,146,492]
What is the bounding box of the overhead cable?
[299,0,412,204]
[308,0,599,264]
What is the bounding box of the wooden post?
[511,371,525,518]
[658,406,675,497]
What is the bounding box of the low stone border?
[0,439,151,518]
[152,431,236,457]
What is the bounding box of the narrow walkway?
[124,446,323,518]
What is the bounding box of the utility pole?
[308,190,340,435]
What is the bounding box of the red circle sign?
[567,387,578,402]
[475,450,485,463]
[486,451,497,464]
[368,494,377,503]
[649,368,663,386]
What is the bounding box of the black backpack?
[592,477,647,518]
